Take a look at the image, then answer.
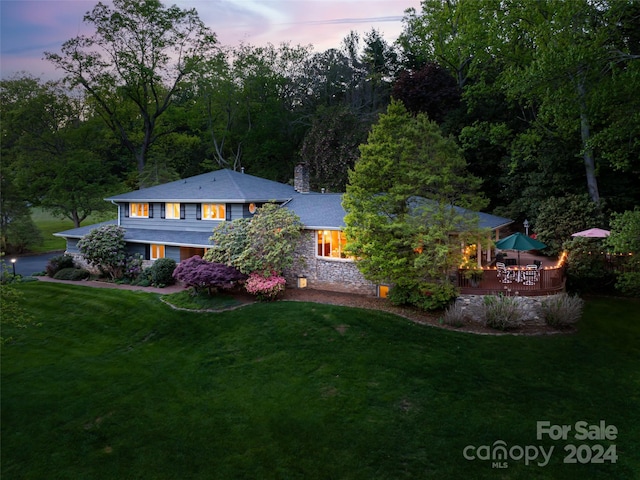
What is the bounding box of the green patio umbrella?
[495,232,547,265]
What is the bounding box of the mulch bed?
[281,288,574,336]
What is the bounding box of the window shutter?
[124,203,129,218]
[180,203,185,220]
[145,244,151,260]
[148,203,154,218]
[225,204,231,221]
[196,204,202,220]
[160,204,166,219]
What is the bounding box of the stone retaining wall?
[454,294,557,326]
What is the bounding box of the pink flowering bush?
[245,272,286,301]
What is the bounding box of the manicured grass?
[163,289,246,311]
[30,208,115,253]
[2,283,639,479]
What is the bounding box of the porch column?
[477,242,482,268]
[486,234,492,264]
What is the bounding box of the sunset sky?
[0,0,422,80]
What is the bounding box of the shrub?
[124,254,144,280]
[565,237,616,294]
[615,269,640,297]
[605,209,640,297]
[6,215,44,254]
[46,254,75,277]
[173,256,247,294]
[77,225,127,280]
[245,272,286,301]
[537,293,584,328]
[441,302,467,327]
[388,282,458,311]
[149,258,177,287]
[53,267,90,281]
[481,295,524,330]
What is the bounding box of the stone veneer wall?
[284,230,377,296]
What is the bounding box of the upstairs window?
[201,203,226,220]
[317,230,349,259]
[130,203,149,218]
[165,202,181,219]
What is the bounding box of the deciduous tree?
[45,0,219,185]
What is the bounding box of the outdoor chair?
[496,262,513,283]
[522,265,539,285]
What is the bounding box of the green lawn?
[30,208,115,253]
[2,283,639,479]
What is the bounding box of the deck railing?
[457,265,567,296]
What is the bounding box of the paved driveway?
[1,252,62,276]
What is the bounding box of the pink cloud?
[1,0,422,79]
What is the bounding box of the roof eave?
[105,197,293,203]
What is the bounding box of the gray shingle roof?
[285,193,346,229]
[54,221,212,247]
[53,220,117,239]
[57,171,512,244]
[106,169,297,203]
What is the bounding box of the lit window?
[130,203,149,218]
[317,230,349,259]
[202,203,225,220]
[151,244,165,260]
[165,202,180,219]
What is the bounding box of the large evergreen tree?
[343,100,487,295]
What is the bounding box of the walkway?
[35,276,186,294]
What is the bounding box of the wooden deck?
[457,252,566,296]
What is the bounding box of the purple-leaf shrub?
[245,272,286,301]
[173,256,247,294]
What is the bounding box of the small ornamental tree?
[206,203,303,276]
[173,255,247,295]
[77,224,128,280]
[205,218,251,269]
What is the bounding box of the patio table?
[507,267,523,283]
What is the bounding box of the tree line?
[1,0,638,253]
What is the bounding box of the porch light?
[378,285,390,298]
[297,275,307,289]
[523,219,529,236]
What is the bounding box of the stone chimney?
[294,163,310,193]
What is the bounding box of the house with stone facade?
[55,166,513,296]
